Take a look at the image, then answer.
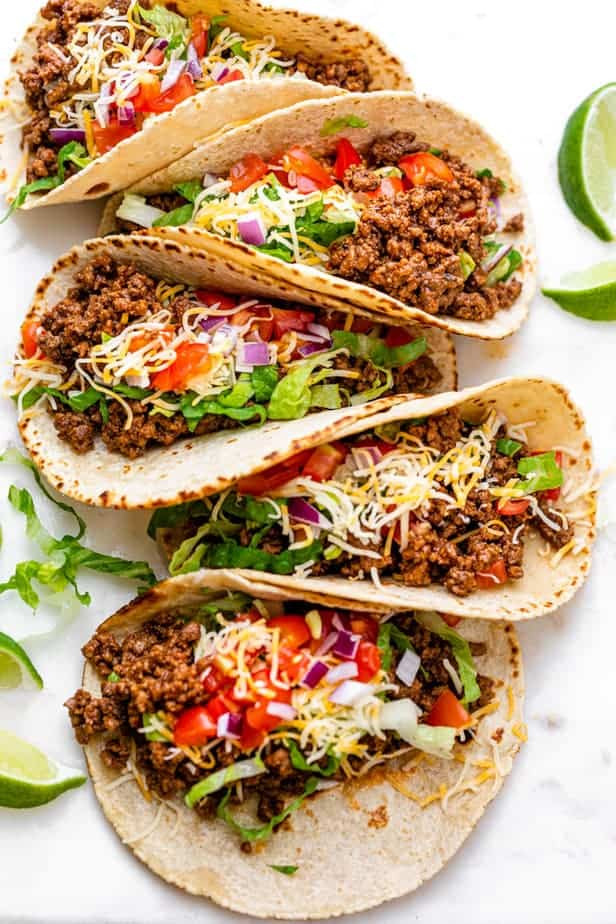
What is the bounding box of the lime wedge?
[0,631,43,690]
[0,729,86,808]
[542,260,616,320]
[558,83,616,240]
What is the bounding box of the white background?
[1,1,616,922]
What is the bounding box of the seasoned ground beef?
[328,136,522,320]
[30,256,444,458]
[66,606,493,829]
[294,56,371,93]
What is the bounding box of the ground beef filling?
[65,609,488,825]
[19,0,370,181]
[33,255,442,458]
[328,131,523,321]
[182,409,573,596]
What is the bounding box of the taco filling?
[66,597,496,846]
[155,407,582,596]
[11,0,370,208]
[9,254,443,458]
[117,131,525,322]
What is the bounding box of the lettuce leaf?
[251,365,279,402]
[147,499,209,539]
[217,777,319,843]
[171,533,321,576]
[288,740,339,777]
[137,4,188,40]
[516,450,563,494]
[416,611,480,704]
[185,757,266,807]
[332,330,427,368]
[320,115,369,136]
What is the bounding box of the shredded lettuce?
[483,241,522,286]
[1,142,91,222]
[288,740,340,777]
[267,362,315,420]
[147,499,208,539]
[174,180,203,203]
[332,330,427,368]
[269,865,298,875]
[377,621,419,674]
[251,365,279,402]
[180,392,265,431]
[459,250,476,281]
[197,591,253,618]
[406,724,456,759]
[516,450,563,494]
[217,776,319,843]
[320,115,369,136]
[171,531,321,576]
[496,438,522,457]
[168,521,241,574]
[416,611,480,705]
[152,203,195,227]
[185,757,266,807]
[310,383,342,409]
[222,494,280,526]
[136,4,188,40]
[350,368,393,405]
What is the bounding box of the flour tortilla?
[101,90,536,340]
[1,0,410,209]
[17,233,456,508]
[81,569,524,918]
[157,377,596,622]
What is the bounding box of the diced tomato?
[151,342,211,392]
[302,442,347,482]
[250,667,292,702]
[145,46,165,66]
[476,559,508,589]
[202,665,225,694]
[441,614,461,628]
[499,498,530,516]
[195,289,237,312]
[92,117,137,155]
[458,200,477,218]
[385,325,414,349]
[333,137,361,181]
[206,693,241,721]
[349,616,379,643]
[236,448,313,496]
[131,73,162,112]
[191,14,209,58]
[245,700,282,732]
[355,640,381,682]
[282,146,334,190]
[350,316,376,334]
[277,646,311,683]
[218,69,244,85]
[147,73,196,114]
[21,319,40,358]
[399,152,454,187]
[173,705,217,746]
[231,305,274,342]
[239,723,266,751]
[426,690,470,728]
[267,615,311,649]
[229,152,269,193]
[366,175,405,199]
[270,307,315,339]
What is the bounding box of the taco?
[0,0,409,214]
[11,233,456,505]
[103,91,536,339]
[152,377,596,621]
[66,569,524,916]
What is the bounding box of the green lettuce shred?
[185,757,266,807]
[217,777,319,843]
[416,611,480,704]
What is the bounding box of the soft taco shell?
[81,569,524,918]
[156,377,596,622]
[1,0,410,209]
[101,90,536,340]
[17,233,456,508]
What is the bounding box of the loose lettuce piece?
[168,521,242,574]
[516,450,563,494]
[377,621,417,673]
[171,532,321,576]
[269,865,298,875]
[406,724,456,759]
[0,449,86,538]
[180,391,265,432]
[217,777,319,843]
[197,591,253,618]
[147,499,209,539]
[185,757,266,807]
[496,438,522,457]
[222,494,280,526]
[416,611,480,704]
[332,330,427,368]
[137,4,188,40]
[310,383,342,409]
[459,250,476,280]
[288,740,339,777]
[174,180,203,203]
[267,363,314,420]
[152,203,195,227]
[483,241,522,285]
[320,115,369,136]
[251,365,279,402]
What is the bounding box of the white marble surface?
[1,1,616,921]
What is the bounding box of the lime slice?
[0,631,43,690]
[542,260,616,320]
[0,729,86,808]
[558,83,616,240]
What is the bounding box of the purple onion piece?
[241,341,270,366]
[200,315,229,332]
[49,128,86,145]
[161,58,185,93]
[314,631,337,658]
[306,322,331,342]
[288,497,332,530]
[298,342,329,358]
[237,213,267,246]
[326,661,358,684]
[329,679,374,705]
[395,648,421,686]
[265,701,296,720]
[215,66,230,83]
[332,629,360,660]
[217,712,242,739]
[117,103,135,125]
[482,242,512,274]
[301,660,328,689]
[186,42,203,79]
[153,38,169,50]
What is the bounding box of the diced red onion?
[332,614,345,631]
[266,701,297,721]
[314,631,337,658]
[186,42,203,79]
[332,630,360,660]
[214,66,230,83]
[237,212,267,246]
[298,342,329,358]
[161,58,185,93]
[487,196,501,223]
[200,315,229,332]
[307,322,332,343]
[288,497,332,530]
[215,324,238,354]
[203,172,218,188]
[49,128,86,144]
[351,445,383,467]
[325,662,358,684]
[217,712,242,739]
[117,103,135,125]
[300,660,328,688]
[482,242,512,273]
[153,38,169,50]
[329,679,374,705]
[395,648,421,686]
[241,341,270,366]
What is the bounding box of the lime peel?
[542,259,616,320]
[0,631,43,690]
[0,729,86,808]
